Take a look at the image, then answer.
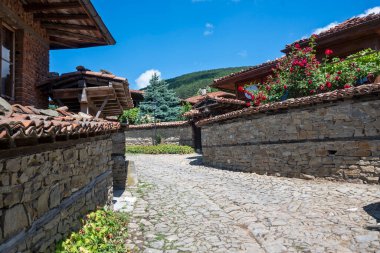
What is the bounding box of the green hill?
[165,67,249,99]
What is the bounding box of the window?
[1,23,15,100]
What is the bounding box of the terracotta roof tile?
[183,109,202,118]
[285,12,380,49]
[128,121,189,129]
[213,58,281,85]
[184,91,236,104]
[0,99,120,149]
[196,83,380,127]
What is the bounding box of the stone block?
[3,204,29,239]
[5,158,21,172]
[49,184,61,209]
[37,189,50,217]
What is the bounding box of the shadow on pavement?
[187,155,204,166]
[363,202,380,231]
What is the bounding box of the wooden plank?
[52,88,82,99]
[24,2,81,12]
[43,22,97,31]
[34,13,90,21]
[49,36,79,49]
[47,29,102,43]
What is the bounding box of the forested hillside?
[165,67,248,98]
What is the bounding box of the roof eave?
[78,0,116,46]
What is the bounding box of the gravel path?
[122,154,380,253]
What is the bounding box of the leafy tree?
[119,107,139,124]
[139,74,181,122]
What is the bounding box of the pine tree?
[139,74,181,122]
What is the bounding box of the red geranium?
[246,102,251,107]
[326,81,332,88]
[325,49,333,56]
[283,85,287,90]
[344,84,351,89]
[237,86,245,92]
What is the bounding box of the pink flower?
[320,85,325,91]
[246,102,251,107]
[310,89,315,94]
[294,43,301,49]
[266,85,271,91]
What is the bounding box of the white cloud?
[204,22,214,36]
[135,69,161,89]
[313,22,339,34]
[237,50,248,58]
[358,6,380,17]
[312,6,380,35]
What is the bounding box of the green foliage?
[166,67,249,98]
[55,209,130,253]
[155,134,162,145]
[179,102,192,120]
[126,144,194,154]
[139,74,181,122]
[119,108,140,124]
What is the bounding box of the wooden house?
[0,0,115,108]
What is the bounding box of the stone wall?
[0,137,114,252]
[201,98,380,184]
[126,124,194,147]
[112,131,128,189]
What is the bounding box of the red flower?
[262,95,267,101]
[320,85,325,91]
[283,85,287,90]
[237,86,245,92]
[344,84,351,89]
[310,89,315,94]
[356,68,361,72]
[325,49,333,56]
[308,80,313,85]
[326,81,332,88]
[294,43,301,49]
[266,85,271,91]
[335,76,340,81]
[246,102,251,107]
[251,94,255,100]
[337,71,342,75]
[254,100,261,106]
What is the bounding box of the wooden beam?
[34,13,90,21]
[52,88,82,99]
[80,89,88,114]
[95,97,109,119]
[42,22,97,31]
[47,29,102,43]
[24,2,81,12]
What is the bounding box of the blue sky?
[50,0,379,89]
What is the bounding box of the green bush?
[119,108,140,124]
[126,144,194,154]
[55,209,129,253]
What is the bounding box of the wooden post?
[80,88,89,114]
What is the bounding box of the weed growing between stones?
[55,208,130,253]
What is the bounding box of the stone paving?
[119,154,380,253]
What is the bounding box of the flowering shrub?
[55,209,130,253]
[241,35,380,106]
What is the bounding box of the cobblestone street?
[121,154,380,253]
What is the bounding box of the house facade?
[0,0,115,108]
